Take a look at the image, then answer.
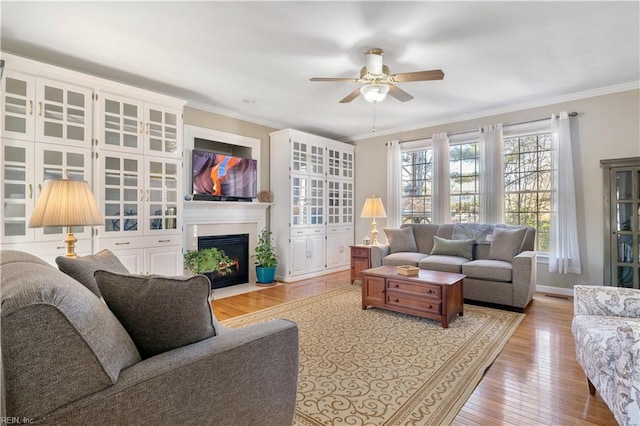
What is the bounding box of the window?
[503,132,553,251]
[449,142,479,223]
[397,129,553,252]
[401,148,433,223]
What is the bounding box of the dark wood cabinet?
[350,245,371,283]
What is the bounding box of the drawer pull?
[394,284,399,288]
[393,298,399,303]
[115,242,130,246]
[158,239,171,243]
[56,246,66,249]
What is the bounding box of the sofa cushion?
[56,249,129,298]
[430,236,475,260]
[384,227,417,253]
[462,259,512,282]
[419,255,468,273]
[403,224,439,254]
[382,252,429,267]
[488,227,526,262]
[95,271,219,358]
[1,251,141,419]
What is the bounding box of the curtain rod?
[391,111,579,145]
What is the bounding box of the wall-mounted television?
[192,150,257,201]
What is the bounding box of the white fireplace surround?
[183,125,270,285]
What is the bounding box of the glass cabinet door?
[145,106,179,157]
[35,145,92,241]
[309,177,324,226]
[610,167,640,288]
[99,153,144,238]
[99,93,143,153]
[1,71,36,142]
[35,78,92,146]
[1,139,35,243]
[327,180,340,225]
[291,175,308,226]
[291,140,309,174]
[341,181,354,224]
[145,158,180,234]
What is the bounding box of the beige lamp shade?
[360,196,387,218]
[29,179,102,258]
[29,179,103,228]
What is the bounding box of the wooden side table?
[350,245,372,284]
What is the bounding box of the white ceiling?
[2,1,639,141]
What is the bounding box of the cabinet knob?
[393,298,399,303]
[394,284,399,288]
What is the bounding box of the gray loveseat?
[368,224,537,310]
[1,250,299,425]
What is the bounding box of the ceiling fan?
[310,48,444,104]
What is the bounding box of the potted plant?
[252,228,278,285]
[184,247,233,286]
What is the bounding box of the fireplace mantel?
[183,201,272,225]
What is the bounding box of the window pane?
[503,132,553,251]
[401,148,433,223]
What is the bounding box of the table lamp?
[29,179,103,258]
[360,195,387,245]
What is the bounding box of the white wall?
[354,89,640,290]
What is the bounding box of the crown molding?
[185,100,287,131]
[346,81,640,142]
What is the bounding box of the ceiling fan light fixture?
[360,83,389,103]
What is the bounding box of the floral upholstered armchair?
[572,285,640,426]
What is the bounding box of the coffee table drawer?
[387,279,442,299]
[386,292,442,314]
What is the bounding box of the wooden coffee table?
[361,266,465,328]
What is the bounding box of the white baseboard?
[536,285,574,297]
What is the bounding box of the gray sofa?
[369,223,537,310]
[1,250,299,425]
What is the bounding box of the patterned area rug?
[222,285,524,425]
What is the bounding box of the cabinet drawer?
[386,291,442,314]
[387,279,441,299]
[351,247,370,258]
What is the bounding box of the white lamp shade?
[29,179,103,228]
[360,84,389,103]
[360,196,387,218]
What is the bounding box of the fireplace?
[198,234,249,289]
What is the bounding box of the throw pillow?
[384,227,418,253]
[95,271,219,358]
[56,249,129,298]
[430,236,475,260]
[488,227,527,262]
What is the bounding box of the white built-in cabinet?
[0,70,94,263]
[270,128,355,282]
[0,53,185,272]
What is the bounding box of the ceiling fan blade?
[391,70,445,83]
[388,84,414,102]
[310,77,360,82]
[339,88,362,103]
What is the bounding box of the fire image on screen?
[192,150,257,199]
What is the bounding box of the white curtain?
[386,140,402,228]
[432,132,450,224]
[549,112,582,274]
[479,123,504,224]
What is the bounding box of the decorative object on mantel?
[252,228,278,285]
[183,248,233,287]
[257,190,273,203]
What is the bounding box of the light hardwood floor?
[212,271,617,425]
